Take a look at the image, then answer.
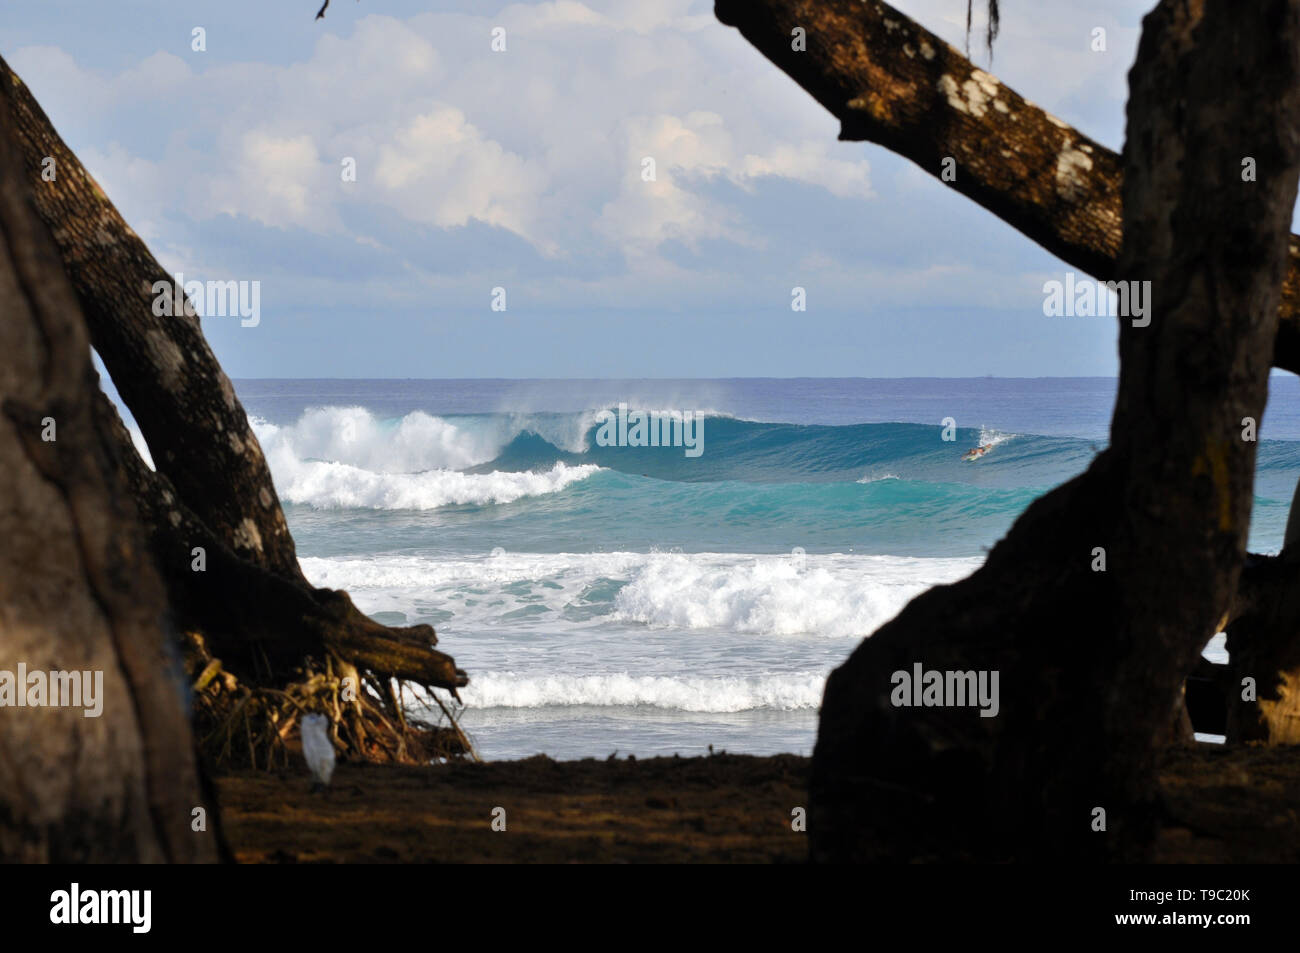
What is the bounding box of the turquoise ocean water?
[184,378,1300,758]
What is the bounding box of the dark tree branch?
[714,0,1300,376]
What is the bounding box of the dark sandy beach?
[216,745,1300,863]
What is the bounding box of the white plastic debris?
[301,714,336,790]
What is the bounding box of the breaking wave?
[299,550,980,639]
[458,672,825,712]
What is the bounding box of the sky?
[0,0,1229,378]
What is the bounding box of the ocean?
[206,377,1300,760]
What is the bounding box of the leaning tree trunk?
[0,56,470,766]
[1,62,297,577]
[715,0,1300,746]
[0,95,219,862]
[803,0,1300,862]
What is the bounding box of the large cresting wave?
[244,405,1095,508]
[251,409,600,509]
[235,406,1300,556]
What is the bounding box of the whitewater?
[210,378,1300,759]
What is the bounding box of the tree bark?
[805,0,1300,862]
[0,56,469,757]
[91,392,467,689]
[0,59,299,576]
[717,0,1300,749]
[0,94,219,862]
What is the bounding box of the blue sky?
[1,1,1206,377]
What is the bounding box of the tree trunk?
[0,56,470,764]
[717,0,1300,749]
[0,95,219,862]
[804,0,1300,862]
[0,61,298,576]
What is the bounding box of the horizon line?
[227,375,1127,382]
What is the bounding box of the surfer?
[962,444,993,462]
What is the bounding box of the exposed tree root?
[96,393,476,767]
[184,634,475,770]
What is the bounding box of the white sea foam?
[609,552,976,638]
[246,405,737,471]
[978,426,1017,448]
[536,408,606,454]
[248,409,599,509]
[456,672,825,711]
[269,458,598,510]
[300,550,649,590]
[252,407,501,473]
[300,550,980,638]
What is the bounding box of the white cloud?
[4,0,1157,348]
[215,131,334,229]
[374,106,547,243]
[13,5,872,267]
